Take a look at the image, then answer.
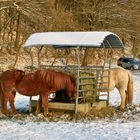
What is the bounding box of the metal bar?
[79,76,95,79]
[75,46,80,114]
[96,94,108,97]
[78,89,96,92]
[79,83,96,86]
[79,81,109,86]
[106,39,113,106]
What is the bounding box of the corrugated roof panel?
[24,31,124,48]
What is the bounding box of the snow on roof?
[24,31,124,48]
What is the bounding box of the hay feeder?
[24,31,124,114]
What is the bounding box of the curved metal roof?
[24,31,124,48]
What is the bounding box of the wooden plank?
[49,102,75,111]
[30,100,107,113]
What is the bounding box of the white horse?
[100,67,133,109]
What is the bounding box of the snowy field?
[0,70,140,140]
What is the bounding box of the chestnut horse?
[34,69,76,115]
[0,69,76,116]
[0,69,25,114]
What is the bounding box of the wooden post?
[37,46,43,67]
[29,48,34,68]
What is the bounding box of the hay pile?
[1,105,140,122]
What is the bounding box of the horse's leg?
[0,93,1,110]
[9,91,16,114]
[0,83,5,113]
[0,91,4,112]
[3,93,9,115]
[41,93,49,116]
[125,90,128,106]
[35,95,42,114]
[119,88,127,109]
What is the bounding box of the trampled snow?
[0,71,140,140]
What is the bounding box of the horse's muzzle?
[69,97,75,102]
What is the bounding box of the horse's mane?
[35,69,76,88]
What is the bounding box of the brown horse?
[0,69,25,114]
[34,69,76,115]
[0,69,76,116]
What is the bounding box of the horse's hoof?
[35,112,40,116]
[35,111,41,115]
[0,112,8,119]
[44,114,49,117]
[2,112,8,116]
[44,112,49,117]
[120,108,126,111]
[13,111,17,115]
[12,113,22,119]
[37,113,44,118]
[14,113,21,116]
[117,106,126,111]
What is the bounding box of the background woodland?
[0,0,140,69]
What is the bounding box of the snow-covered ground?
[0,70,140,140]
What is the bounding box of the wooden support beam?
[30,100,107,114]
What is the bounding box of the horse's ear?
[14,69,25,75]
[70,75,76,84]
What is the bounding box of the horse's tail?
[127,71,133,105]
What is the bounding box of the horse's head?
[11,69,25,83]
[67,75,76,100]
